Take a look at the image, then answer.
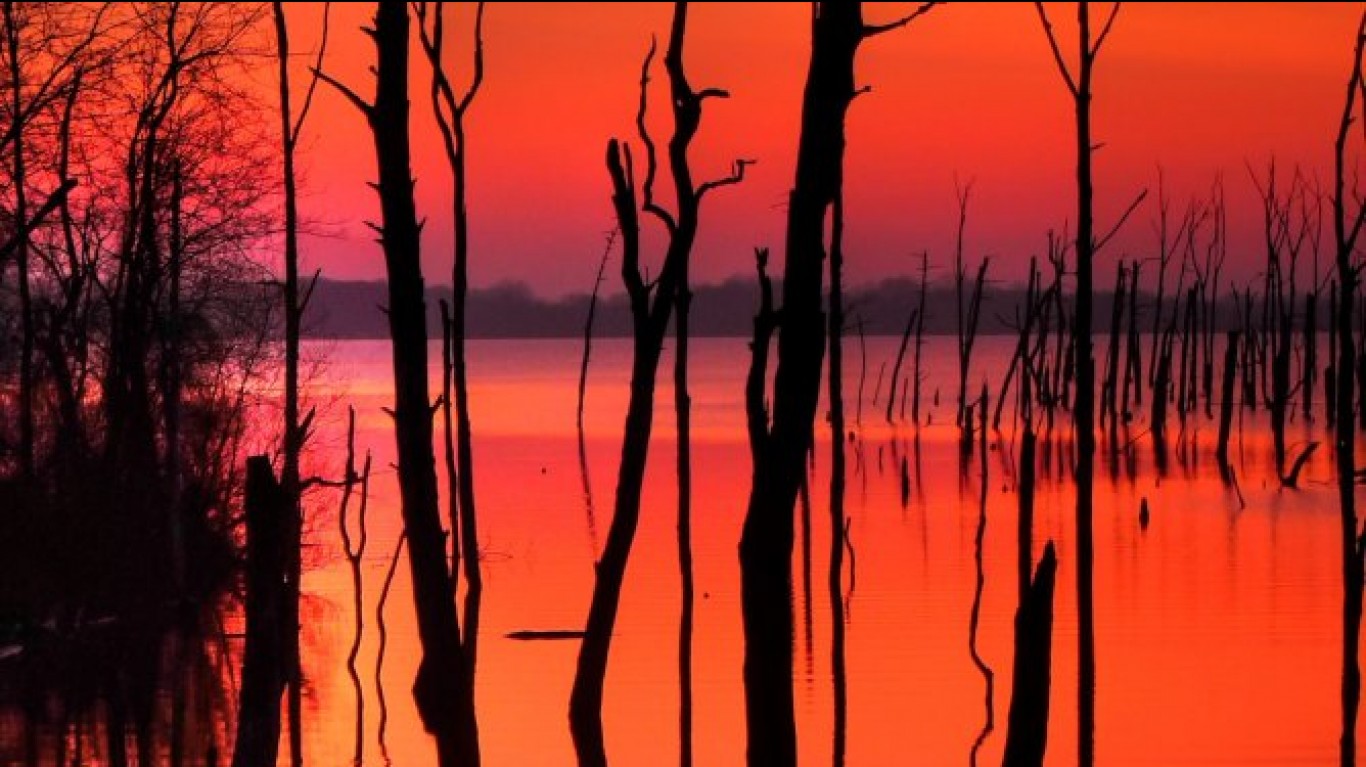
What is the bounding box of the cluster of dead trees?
[267,2,1366,767]
[0,3,275,610]
[0,4,290,766]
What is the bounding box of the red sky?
[282,2,1363,297]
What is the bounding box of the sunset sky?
[282,2,1364,297]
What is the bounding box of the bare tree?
[415,0,485,601]
[1035,3,1123,764]
[272,3,329,761]
[1331,12,1366,766]
[568,5,748,764]
[740,4,935,766]
[315,2,476,763]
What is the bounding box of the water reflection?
[1,336,1361,765]
[0,605,230,767]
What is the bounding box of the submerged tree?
[569,4,748,765]
[0,2,276,635]
[1331,12,1366,767]
[415,5,488,764]
[415,0,485,600]
[271,3,329,762]
[1035,3,1123,764]
[740,4,935,766]
[316,2,476,763]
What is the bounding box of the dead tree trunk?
[1332,15,1366,766]
[739,4,935,765]
[338,410,371,767]
[1216,331,1239,470]
[317,4,473,763]
[1036,4,1119,763]
[578,234,613,435]
[415,0,487,605]
[887,301,919,425]
[912,249,929,426]
[273,5,328,761]
[1000,543,1058,767]
[1121,259,1141,418]
[1101,263,1123,427]
[4,1,33,480]
[1306,290,1319,421]
[993,259,1040,431]
[955,186,989,436]
[569,6,748,763]
[231,457,288,767]
[1330,281,1339,423]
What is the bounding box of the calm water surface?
[280,335,1357,766]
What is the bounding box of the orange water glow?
[282,336,1360,766]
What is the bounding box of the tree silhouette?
[569,4,748,764]
[1035,4,1122,762]
[271,3,329,760]
[316,2,477,763]
[1331,12,1366,766]
[740,4,935,766]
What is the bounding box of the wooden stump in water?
[1001,543,1058,767]
[231,456,288,767]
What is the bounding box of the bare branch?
[607,139,646,303]
[1034,2,1078,97]
[458,2,486,114]
[1335,12,1366,258]
[291,2,331,143]
[1090,2,1123,60]
[862,2,939,37]
[1095,188,1149,254]
[697,159,755,202]
[633,36,676,233]
[312,66,372,117]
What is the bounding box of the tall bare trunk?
[319,4,475,763]
[272,4,328,760]
[1036,4,1119,762]
[739,4,934,764]
[4,2,33,479]
[827,194,849,767]
[1332,15,1366,766]
[912,250,929,426]
[231,457,288,767]
[569,6,746,762]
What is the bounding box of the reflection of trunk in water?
[736,6,943,762]
[3,610,230,766]
[676,181,696,767]
[1001,422,1058,767]
[968,390,994,767]
[232,456,288,767]
[1331,14,1366,766]
[376,532,407,767]
[569,4,749,758]
[799,470,815,680]
[338,407,372,767]
[828,192,849,767]
[579,425,600,558]
[578,234,614,559]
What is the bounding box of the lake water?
[0,333,1346,765]
[269,334,1356,766]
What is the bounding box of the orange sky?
[282,2,1364,297]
